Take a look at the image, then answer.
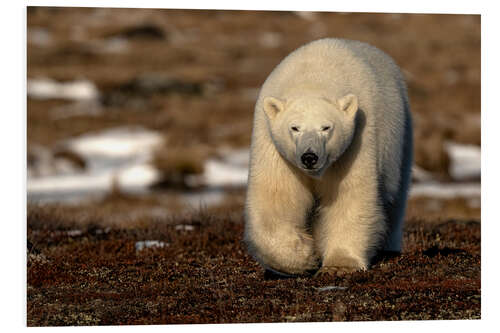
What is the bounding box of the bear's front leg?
[313,179,386,276]
[244,175,320,275]
[249,224,320,276]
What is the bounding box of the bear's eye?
[322,126,331,131]
[291,126,300,132]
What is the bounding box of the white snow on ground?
[412,165,435,183]
[203,148,249,187]
[27,129,243,207]
[445,141,481,181]
[315,286,348,292]
[27,127,163,203]
[175,225,195,231]
[27,78,99,101]
[66,230,84,237]
[67,127,162,159]
[410,141,481,198]
[207,148,482,200]
[135,240,168,251]
[181,189,227,208]
[180,149,249,207]
[410,182,481,199]
[28,138,482,205]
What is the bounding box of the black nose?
[301,152,318,169]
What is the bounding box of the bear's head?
[263,94,358,178]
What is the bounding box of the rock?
[107,24,166,40]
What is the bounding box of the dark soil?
[27,204,480,325]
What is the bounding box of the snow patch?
[28,144,85,178]
[66,230,84,237]
[117,164,160,188]
[410,182,481,199]
[203,149,249,187]
[412,165,435,183]
[181,189,226,208]
[28,78,99,101]
[445,142,481,181]
[27,127,163,203]
[135,240,168,251]
[175,225,195,231]
[316,286,348,292]
[67,127,162,159]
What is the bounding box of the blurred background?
[27,7,480,225]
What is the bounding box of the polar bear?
[244,38,413,276]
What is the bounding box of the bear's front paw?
[292,232,321,271]
[268,232,320,275]
[313,265,359,278]
[316,250,367,277]
[250,229,320,275]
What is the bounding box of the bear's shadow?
[262,250,401,280]
[263,268,318,280]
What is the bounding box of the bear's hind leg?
[383,199,406,252]
[384,104,412,253]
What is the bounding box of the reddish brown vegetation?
[27,204,480,325]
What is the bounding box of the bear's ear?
[263,96,284,120]
[337,94,358,117]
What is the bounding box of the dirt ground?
[26,8,481,325]
[27,199,480,325]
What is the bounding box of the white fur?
[244,38,413,275]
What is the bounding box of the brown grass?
[27,202,480,325]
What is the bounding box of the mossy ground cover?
[27,204,480,325]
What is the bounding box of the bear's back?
[257,38,406,116]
